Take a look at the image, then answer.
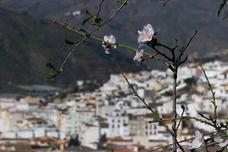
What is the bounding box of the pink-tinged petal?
[133,50,144,62]
[137,24,155,43]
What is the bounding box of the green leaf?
[94,16,102,24]
[117,0,127,5]
[64,39,75,45]
[79,28,87,33]
[218,0,227,16]
[82,16,92,26]
[46,63,60,80]
[85,8,92,15]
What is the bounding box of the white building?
[60,105,95,136]
[79,123,99,150]
[105,110,129,137]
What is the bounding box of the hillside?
[0,8,141,92]
[0,0,228,92]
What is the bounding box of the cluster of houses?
[0,60,227,151]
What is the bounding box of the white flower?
[137,24,155,44]
[190,130,203,149]
[102,35,117,54]
[214,136,228,148]
[133,49,144,62]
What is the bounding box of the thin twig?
[157,42,173,51]
[146,42,173,62]
[59,37,86,71]
[97,0,105,17]
[54,20,167,67]
[178,31,197,64]
[177,116,215,128]
[199,63,218,127]
[162,0,172,7]
[151,130,228,152]
[172,64,178,152]
[121,73,156,114]
[53,0,128,71]
[121,72,185,152]
[176,105,185,131]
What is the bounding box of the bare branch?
[177,116,215,128]
[121,73,157,115]
[53,0,128,71]
[176,104,185,131]
[96,0,105,17]
[161,0,172,7]
[151,130,228,152]
[178,31,197,64]
[199,63,218,128]
[121,72,185,152]
[146,42,173,62]
[157,42,173,52]
[54,20,171,70]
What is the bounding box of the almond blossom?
[137,24,155,44]
[190,130,203,150]
[133,49,144,62]
[102,35,117,54]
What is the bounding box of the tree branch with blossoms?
[135,23,198,152]
[51,1,227,152]
[53,15,195,152]
[52,0,128,72]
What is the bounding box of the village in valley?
[0,60,227,152]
